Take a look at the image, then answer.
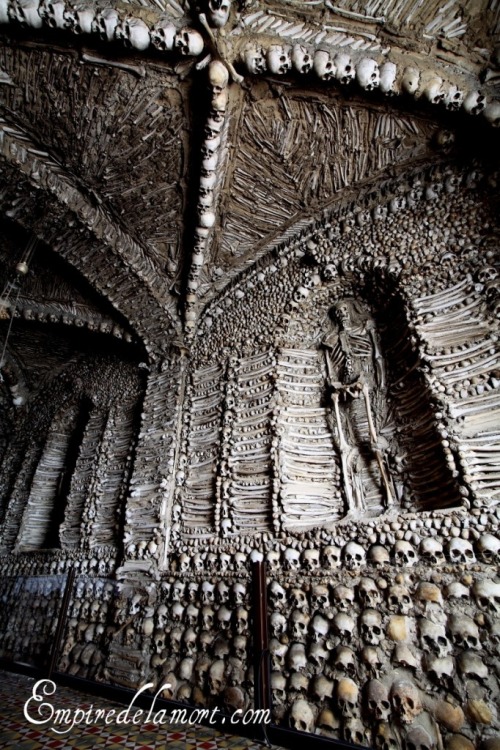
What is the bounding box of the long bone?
[330,390,357,515]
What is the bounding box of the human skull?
[420,538,445,565]
[390,679,422,724]
[287,642,308,672]
[289,587,308,611]
[402,66,420,95]
[175,27,204,56]
[323,545,341,568]
[313,49,335,81]
[356,58,380,90]
[310,584,330,611]
[243,44,266,75]
[425,653,454,686]
[405,725,436,750]
[476,533,500,563]
[310,614,330,643]
[115,17,150,50]
[39,0,65,28]
[334,53,355,84]
[337,677,359,718]
[419,618,451,657]
[270,638,288,670]
[360,609,383,646]
[331,645,356,675]
[92,8,119,41]
[343,541,366,569]
[292,44,312,75]
[457,650,488,681]
[444,84,464,111]
[201,581,215,604]
[374,722,399,750]
[332,612,356,643]
[267,45,292,75]
[379,61,398,95]
[271,672,287,704]
[208,659,226,695]
[332,584,355,612]
[421,75,444,104]
[62,5,94,33]
[366,679,391,722]
[235,606,249,634]
[150,19,176,50]
[207,0,230,28]
[357,578,381,609]
[289,699,315,733]
[9,0,43,27]
[215,580,229,605]
[472,579,500,616]
[302,548,320,571]
[484,101,500,126]
[393,540,417,567]
[463,90,486,115]
[232,581,246,607]
[309,642,329,673]
[291,610,310,642]
[449,613,480,647]
[171,602,184,623]
[201,606,214,630]
[368,545,390,568]
[312,674,334,702]
[269,581,287,610]
[265,549,280,572]
[387,584,412,615]
[343,718,366,746]
[284,547,301,571]
[447,538,476,564]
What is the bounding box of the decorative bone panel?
[276,349,343,529]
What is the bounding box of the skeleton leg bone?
[361,383,395,510]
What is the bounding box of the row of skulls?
[268,576,500,619]
[240,43,499,125]
[0,0,206,55]
[173,534,500,573]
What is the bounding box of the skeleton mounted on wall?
[322,299,395,517]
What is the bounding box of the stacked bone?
[412,279,500,508]
[223,350,276,536]
[275,348,343,530]
[178,361,224,534]
[185,61,229,334]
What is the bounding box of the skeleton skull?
[291,610,310,642]
[151,19,176,50]
[356,58,380,90]
[447,538,476,565]
[289,699,315,733]
[419,618,451,657]
[313,49,335,81]
[323,545,341,568]
[360,609,384,646]
[270,638,288,670]
[420,538,445,565]
[343,541,366,569]
[175,27,204,56]
[387,584,412,615]
[357,578,381,609]
[292,44,312,75]
[207,0,230,28]
[337,677,359,718]
[309,642,329,673]
[473,579,500,616]
[39,0,65,29]
[310,584,330,611]
[332,612,356,643]
[309,614,330,643]
[402,66,420,95]
[332,584,355,612]
[9,0,43,27]
[379,61,398,95]
[267,45,292,76]
[92,8,119,41]
[115,17,150,50]
[463,90,486,115]
[390,679,422,724]
[405,725,436,750]
[269,581,287,610]
[283,547,301,571]
[302,548,320,571]
[287,642,307,672]
[393,540,417,567]
[334,53,355,84]
[366,679,391,722]
[476,533,500,563]
[368,545,390,568]
[243,44,266,75]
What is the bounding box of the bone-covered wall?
[1,2,500,748]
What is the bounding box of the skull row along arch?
[2,0,499,125]
[173,535,499,574]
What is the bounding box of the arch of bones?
[0,0,500,746]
